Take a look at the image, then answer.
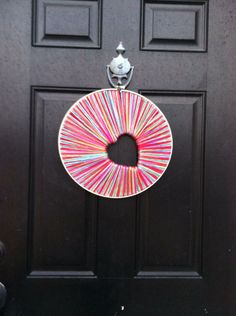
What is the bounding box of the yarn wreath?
[58,89,173,198]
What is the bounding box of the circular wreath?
[58,89,173,198]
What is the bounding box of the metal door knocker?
[58,43,173,198]
[107,42,134,89]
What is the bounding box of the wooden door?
[0,0,235,315]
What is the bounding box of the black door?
[0,0,235,315]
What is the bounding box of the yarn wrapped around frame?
[58,89,173,198]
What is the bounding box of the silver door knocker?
[106,42,134,90]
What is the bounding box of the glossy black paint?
[0,0,236,315]
[0,284,6,311]
[107,134,138,167]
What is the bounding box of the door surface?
[0,0,236,315]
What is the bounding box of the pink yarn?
[58,89,173,198]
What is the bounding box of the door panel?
[136,92,204,277]
[33,0,102,48]
[29,88,98,277]
[0,0,236,315]
[141,0,208,52]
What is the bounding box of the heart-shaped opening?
[106,134,138,166]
